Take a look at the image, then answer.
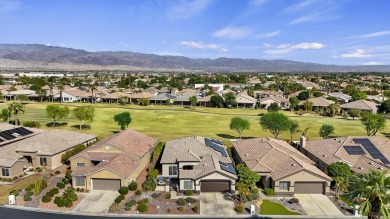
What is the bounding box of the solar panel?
[18,127,33,135]
[381,158,390,165]
[0,132,13,140]
[219,161,236,175]
[13,127,30,136]
[344,146,366,155]
[211,139,223,145]
[2,130,16,139]
[205,138,228,157]
[353,138,389,165]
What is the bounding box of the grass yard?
[0,174,41,204]
[1,101,390,145]
[260,200,301,215]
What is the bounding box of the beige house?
[235,93,257,108]
[259,96,289,109]
[340,99,378,113]
[0,124,96,179]
[299,97,335,108]
[300,136,390,174]
[70,129,158,191]
[160,136,237,193]
[232,138,332,195]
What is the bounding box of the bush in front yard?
[129,181,138,191]
[135,190,142,195]
[235,205,244,213]
[251,187,259,194]
[184,190,193,196]
[142,178,156,191]
[46,191,54,197]
[192,205,199,213]
[290,198,299,204]
[55,170,60,174]
[137,203,148,212]
[51,187,59,194]
[264,188,275,196]
[177,206,184,211]
[115,194,125,203]
[57,182,65,189]
[54,197,65,207]
[176,198,185,206]
[118,186,129,195]
[110,203,120,212]
[248,193,259,201]
[23,193,32,202]
[185,197,196,204]
[137,198,149,205]
[151,193,160,199]
[62,178,69,184]
[42,196,52,203]
[164,193,171,199]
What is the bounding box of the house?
[340,99,378,113]
[150,93,177,105]
[173,94,194,106]
[235,93,257,108]
[299,97,334,108]
[326,92,352,103]
[232,138,332,195]
[0,124,96,179]
[53,91,79,102]
[160,136,237,193]
[299,136,390,174]
[259,96,289,109]
[366,95,385,104]
[254,90,283,99]
[298,81,321,90]
[128,92,154,104]
[100,92,128,103]
[70,129,159,191]
[198,95,213,107]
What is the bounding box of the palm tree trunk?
[368,197,381,219]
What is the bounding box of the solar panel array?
[219,161,236,175]
[204,138,228,157]
[353,138,390,164]
[0,127,33,141]
[344,146,366,155]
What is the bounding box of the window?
[40,157,47,166]
[76,162,85,167]
[183,180,193,190]
[76,177,85,186]
[2,168,9,176]
[64,97,70,101]
[183,165,193,170]
[279,182,290,190]
[169,165,177,175]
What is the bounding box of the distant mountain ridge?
[0,44,390,72]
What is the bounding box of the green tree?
[189,95,198,109]
[297,90,309,100]
[334,176,348,197]
[211,95,224,108]
[236,182,250,203]
[348,109,360,120]
[36,89,46,102]
[0,108,10,123]
[319,124,335,138]
[46,105,70,127]
[73,106,95,129]
[327,104,340,117]
[118,96,128,105]
[352,90,368,101]
[229,117,251,139]
[347,170,390,219]
[15,94,29,104]
[89,82,98,104]
[57,83,64,103]
[8,102,25,125]
[289,120,300,143]
[360,112,386,136]
[267,102,280,112]
[259,112,291,139]
[327,162,352,179]
[34,178,47,196]
[289,96,299,111]
[379,99,390,114]
[326,96,338,103]
[302,100,313,113]
[224,92,236,107]
[235,164,260,189]
[114,111,132,130]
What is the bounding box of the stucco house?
[340,99,378,113]
[232,137,332,195]
[259,96,289,109]
[53,91,79,102]
[70,129,159,191]
[0,124,96,179]
[326,92,352,103]
[235,93,257,108]
[160,136,237,193]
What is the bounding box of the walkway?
[199,193,236,217]
[294,194,344,216]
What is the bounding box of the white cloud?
[292,42,325,49]
[338,49,371,58]
[256,31,281,38]
[362,30,390,38]
[180,41,228,52]
[289,13,322,25]
[276,44,291,49]
[362,61,384,65]
[263,42,325,55]
[283,0,320,13]
[46,43,52,46]
[250,0,269,6]
[0,0,20,13]
[168,0,214,20]
[263,43,273,48]
[213,26,252,40]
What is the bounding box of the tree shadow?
[71,124,91,130]
[45,122,68,127]
[111,130,120,134]
[216,133,256,140]
[381,132,390,138]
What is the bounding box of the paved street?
[294,194,343,216]
[199,192,236,217]
[72,190,119,215]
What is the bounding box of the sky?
[0,0,389,66]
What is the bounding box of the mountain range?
[0,44,389,72]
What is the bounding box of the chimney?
[300,136,307,152]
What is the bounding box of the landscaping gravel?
[24,177,63,208]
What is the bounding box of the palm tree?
[89,82,97,104]
[48,82,54,102]
[236,182,250,203]
[347,170,390,219]
[328,103,341,117]
[57,83,64,103]
[289,120,301,143]
[8,102,25,126]
[334,176,348,197]
[36,89,46,102]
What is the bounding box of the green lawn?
[2,101,390,145]
[260,200,301,215]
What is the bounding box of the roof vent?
[359,167,363,170]
[322,154,327,157]
[378,167,383,170]
[291,163,296,166]
[369,162,373,165]
[245,154,249,156]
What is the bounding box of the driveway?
[199,192,236,217]
[294,194,344,216]
[72,190,119,215]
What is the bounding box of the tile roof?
[299,97,334,107]
[236,93,257,104]
[232,138,331,181]
[340,100,378,111]
[150,93,177,101]
[260,96,288,103]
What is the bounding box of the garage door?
[92,179,121,191]
[200,181,230,192]
[294,182,324,194]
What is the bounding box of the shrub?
[142,178,156,191]
[176,198,185,206]
[80,188,84,192]
[185,197,196,204]
[57,182,65,189]
[64,199,73,208]
[118,186,129,195]
[235,205,244,213]
[25,184,35,192]
[25,191,33,197]
[9,190,19,196]
[42,196,52,203]
[125,205,132,211]
[35,167,42,172]
[50,188,59,194]
[55,170,61,174]
[46,191,54,197]
[137,203,148,212]
[110,203,120,212]
[192,204,199,213]
[115,194,125,203]
[184,190,193,196]
[251,188,259,194]
[135,190,142,195]
[264,188,275,196]
[290,198,299,204]
[23,193,32,202]
[23,121,41,128]
[129,181,138,191]
[167,208,172,213]
[164,193,171,199]
[76,188,80,192]
[62,178,69,184]
[248,193,259,201]
[13,176,18,180]
[65,169,72,180]
[7,178,12,182]
[34,178,47,196]
[151,193,160,199]
[177,206,184,211]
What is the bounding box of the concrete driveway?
[200,192,236,217]
[72,190,119,215]
[294,194,343,216]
